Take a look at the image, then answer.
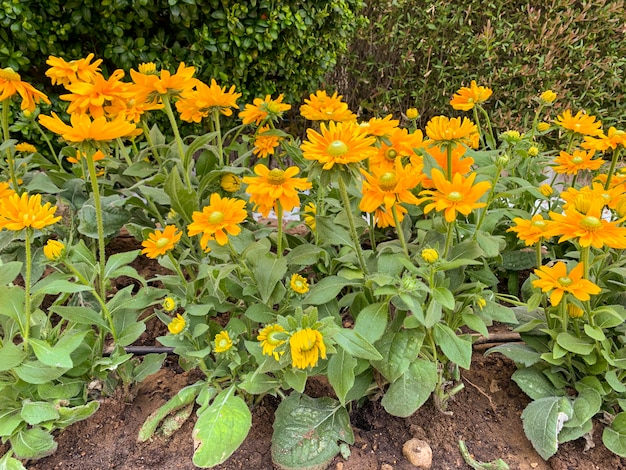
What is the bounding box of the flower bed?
[1,59,626,469]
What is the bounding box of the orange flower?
[418,169,491,222]
[301,121,377,170]
[60,70,133,118]
[67,149,106,164]
[0,67,51,112]
[252,126,283,158]
[0,181,15,200]
[38,112,136,143]
[45,54,103,87]
[359,160,424,214]
[243,164,312,217]
[290,328,327,369]
[552,149,603,174]
[129,62,196,101]
[532,262,600,306]
[555,110,603,137]
[373,204,408,228]
[415,143,474,187]
[239,94,291,125]
[187,193,248,251]
[425,116,479,148]
[368,127,425,173]
[561,182,623,211]
[546,198,626,249]
[582,127,626,152]
[175,79,241,121]
[141,225,182,259]
[0,193,61,231]
[300,90,356,122]
[507,214,551,246]
[449,80,493,111]
[358,115,400,137]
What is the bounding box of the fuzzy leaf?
[381,359,437,417]
[521,397,572,460]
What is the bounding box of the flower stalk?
[338,173,369,275]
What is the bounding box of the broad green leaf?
[20,400,60,425]
[556,332,594,355]
[485,344,541,367]
[271,393,354,470]
[164,166,197,224]
[78,195,130,239]
[512,368,560,400]
[285,244,325,266]
[239,373,280,395]
[462,312,489,337]
[316,216,353,248]
[0,342,26,371]
[521,397,572,460]
[29,339,73,369]
[381,359,437,418]
[559,419,592,444]
[117,322,146,347]
[372,329,424,382]
[0,409,23,438]
[354,302,388,344]
[583,324,606,342]
[13,360,69,384]
[0,286,24,322]
[431,287,455,310]
[593,306,626,328]
[0,451,27,470]
[482,301,518,324]
[254,254,287,304]
[133,353,167,383]
[327,347,357,405]
[603,412,626,457]
[0,261,22,285]
[192,388,252,468]
[104,250,140,279]
[49,306,109,329]
[424,299,442,328]
[283,368,308,393]
[605,370,626,393]
[563,388,601,428]
[433,324,472,370]
[334,329,382,361]
[10,427,58,460]
[303,276,359,306]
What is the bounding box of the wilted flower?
[252,126,283,158]
[39,112,137,143]
[168,314,186,334]
[290,328,327,369]
[0,67,51,111]
[45,54,103,87]
[257,324,287,360]
[176,78,241,121]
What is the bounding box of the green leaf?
[334,329,382,361]
[327,347,357,406]
[433,324,472,370]
[316,216,353,248]
[353,302,388,344]
[512,368,560,400]
[271,393,354,470]
[239,373,280,395]
[283,368,308,393]
[372,329,424,382]
[556,332,594,355]
[521,397,572,460]
[104,250,140,279]
[49,306,109,329]
[0,409,24,438]
[605,370,626,393]
[192,388,252,468]
[29,339,73,369]
[431,287,455,310]
[381,359,437,418]
[485,344,541,367]
[0,261,22,285]
[254,254,287,304]
[31,276,92,296]
[244,303,276,323]
[78,195,130,239]
[583,324,606,342]
[0,342,26,371]
[563,388,601,429]
[0,286,24,322]
[424,299,443,328]
[13,360,69,384]
[285,244,325,266]
[0,451,27,470]
[603,412,626,457]
[164,166,197,224]
[462,312,489,337]
[482,301,518,324]
[20,400,60,425]
[133,353,167,383]
[117,322,146,347]
[10,427,58,460]
[303,276,359,306]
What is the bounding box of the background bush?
[0,0,364,102]
[328,0,626,128]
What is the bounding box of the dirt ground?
[24,236,626,470]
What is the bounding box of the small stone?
[402,438,433,469]
[381,464,394,470]
[530,463,538,468]
[335,462,344,470]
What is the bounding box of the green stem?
[477,104,496,149]
[161,95,191,189]
[472,107,485,149]
[392,204,409,257]
[276,200,284,257]
[116,137,133,167]
[167,251,188,285]
[473,163,501,236]
[212,108,225,167]
[580,245,590,280]
[141,119,163,165]
[85,149,108,302]
[444,220,456,259]
[22,229,33,351]
[529,103,546,142]
[604,147,621,190]
[368,213,377,254]
[338,174,369,275]
[535,241,543,271]
[2,100,20,193]
[33,120,62,170]
[445,143,453,181]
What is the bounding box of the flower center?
[580,216,602,230]
[572,156,584,164]
[267,168,286,185]
[265,101,281,114]
[0,67,20,81]
[267,330,283,346]
[558,276,573,287]
[531,220,546,229]
[447,191,463,202]
[217,338,229,349]
[301,335,316,352]
[379,172,399,191]
[208,211,225,224]
[385,149,398,161]
[155,237,170,248]
[327,140,349,157]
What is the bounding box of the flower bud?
[567,304,584,319]
[162,297,177,312]
[168,314,186,334]
[539,184,553,197]
[540,90,557,104]
[527,146,539,157]
[421,248,439,264]
[406,108,419,119]
[220,173,242,193]
[537,122,550,132]
[43,239,65,261]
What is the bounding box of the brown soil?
[25,237,626,470]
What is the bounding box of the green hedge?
[329,0,626,128]
[0,0,364,102]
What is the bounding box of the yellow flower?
[239,94,291,125]
[220,173,242,193]
[552,149,604,175]
[421,248,439,264]
[290,328,327,369]
[476,297,487,310]
[187,193,248,251]
[532,262,600,306]
[416,144,474,186]
[425,116,479,149]
[129,62,196,102]
[300,90,356,122]
[141,225,182,259]
[43,239,65,261]
[537,122,551,132]
[358,114,400,138]
[15,143,37,154]
[368,127,424,173]
[168,314,186,334]
[567,304,584,319]
[67,149,106,165]
[528,146,539,157]
[243,164,312,217]
[555,110,603,137]
[418,169,491,223]
[252,125,283,158]
[449,81,493,111]
[540,90,557,104]
[582,127,626,152]
[257,324,287,360]
[45,54,103,87]
[0,181,15,200]
[539,184,553,197]
[39,112,137,143]
[214,331,233,353]
[290,274,310,294]
[301,121,377,170]
[0,193,61,231]
[175,78,241,122]
[302,202,316,231]
[0,67,51,112]
[507,214,551,246]
[406,108,419,120]
[162,297,177,312]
